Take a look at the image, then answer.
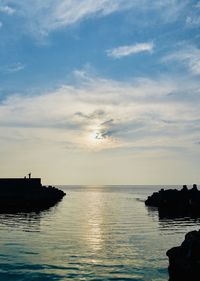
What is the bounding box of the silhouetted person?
[182,185,188,192]
[28,173,31,179]
[192,184,198,191]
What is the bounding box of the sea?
[0,185,199,281]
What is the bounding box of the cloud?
[186,2,200,28]
[0,21,2,29]
[1,62,25,73]
[0,72,199,153]
[186,16,200,27]
[8,0,127,38]
[106,42,154,59]
[163,45,200,75]
[195,2,200,9]
[3,0,189,39]
[0,5,15,15]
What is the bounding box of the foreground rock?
[145,185,200,218]
[167,230,200,281]
[0,178,66,213]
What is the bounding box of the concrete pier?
[0,177,65,213]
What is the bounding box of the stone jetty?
[0,177,65,213]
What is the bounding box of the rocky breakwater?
[167,230,200,281]
[145,184,200,218]
[0,178,66,213]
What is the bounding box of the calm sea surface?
[0,185,200,281]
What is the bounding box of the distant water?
[0,185,200,281]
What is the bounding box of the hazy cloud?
[186,15,200,27]
[0,72,199,152]
[0,5,15,15]
[195,2,200,9]
[185,1,200,27]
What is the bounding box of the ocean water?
[0,185,200,281]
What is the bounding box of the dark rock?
[0,178,66,213]
[145,185,200,218]
[167,230,200,281]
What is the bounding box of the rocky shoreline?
[145,184,200,218]
[167,230,200,281]
[145,184,200,280]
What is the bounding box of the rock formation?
[145,185,200,218]
[167,230,200,281]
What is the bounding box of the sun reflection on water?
[86,191,103,252]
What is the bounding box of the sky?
[0,0,200,185]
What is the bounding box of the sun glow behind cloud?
[87,128,117,151]
[0,72,199,153]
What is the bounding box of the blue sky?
[0,0,199,184]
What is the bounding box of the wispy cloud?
[0,5,15,15]
[164,45,200,75]
[106,43,154,59]
[2,0,189,39]
[1,62,26,74]
[0,21,2,29]
[8,0,127,37]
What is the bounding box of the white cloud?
[164,45,200,75]
[0,72,199,153]
[106,42,154,59]
[0,21,2,29]
[0,5,15,15]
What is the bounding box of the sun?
[86,126,116,150]
[86,126,111,149]
[89,130,104,144]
